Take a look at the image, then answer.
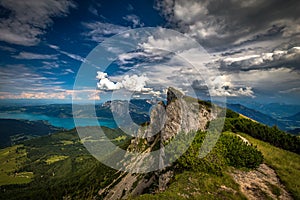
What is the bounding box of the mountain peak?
[167,87,184,105]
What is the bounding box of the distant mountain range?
[0,99,152,124]
[1,99,299,149]
[0,100,153,148]
[284,112,300,121]
[226,104,289,130]
[245,102,300,119]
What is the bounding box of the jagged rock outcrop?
[162,87,213,142]
[141,87,214,143]
[99,87,215,199]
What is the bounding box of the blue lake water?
[0,112,117,129]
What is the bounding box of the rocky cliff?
[99,87,216,199]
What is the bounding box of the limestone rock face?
[160,87,214,142]
[101,87,215,200]
[138,87,214,142]
[143,101,166,142]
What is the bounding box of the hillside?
[0,119,62,148]
[0,88,299,199]
[285,112,300,121]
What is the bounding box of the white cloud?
[111,31,256,98]
[42,61,60,69]
[48,44,60,50]
[59,50,86,63]
[121,74,149,91]
[223,55,260,64]
[88,5,99,16]
[0,0,76,46]
[48,44,86,63]
[63,69,75,74]
[13,52,58,60]
[123,14,144,28]
[0,89,101,100]
[220,46,300,68]
[96,71,149,92]
[174,1,208,23]
[97,78,123,91]
[0,64,78,100]
[205,75,255,97]
[96,72,122,90]
[279,87,300,94]
[0,91,69,99]
[139,33,196,53]
[223,67,300,98]
[83,22,129,42]
[0,45,16,52]
[118,52,148,64]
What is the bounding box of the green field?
[240,133,300,199]
[45,155,69,164]
[0,145,33,186]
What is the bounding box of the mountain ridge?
[0,88,299,199]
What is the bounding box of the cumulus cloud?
[193,75,255,97]
[0,0,76,46]
[139,33,197,53]
[225,67,300,101]
[96,71,149,92]
[96,72,123,90]
[111,30,256,99]
[212,85,255,97]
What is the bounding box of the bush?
[175,131,263,173]
[220,134,263,169]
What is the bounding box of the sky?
[0,0,299,104]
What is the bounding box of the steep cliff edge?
[99,87,216,199]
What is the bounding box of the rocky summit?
[100,87,217,199]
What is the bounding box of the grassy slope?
[240,133,300,199]
[0,128,130,199]
[0,145,33,186]
[132,130,265,200]
[133,171,246,200]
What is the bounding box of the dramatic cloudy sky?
[0,0,299,104]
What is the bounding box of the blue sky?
[0,0,299,104]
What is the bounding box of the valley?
[0,88,299,199]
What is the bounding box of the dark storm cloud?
[156,0,300,102]
[156,0,300,51]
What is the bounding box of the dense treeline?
[174,131,263,174]
[223,114,300,154]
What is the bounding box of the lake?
[0,112,117,129]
